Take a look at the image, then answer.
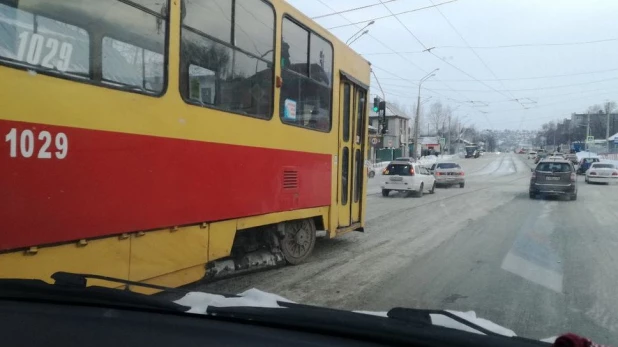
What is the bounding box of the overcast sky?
[287,0,618,130]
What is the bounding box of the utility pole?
[607,112,611,153]
[447,115,452,154]
[605,101,614,154]
[586,112,590,152]
[413,69,439,160]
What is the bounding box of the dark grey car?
[529,159,577,200]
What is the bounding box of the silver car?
[430,162,465,188]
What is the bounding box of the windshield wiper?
[0,272,189,313]
[206,303,549,346]
[0,273,549,345]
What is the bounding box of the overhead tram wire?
[314,0,428,75]
[325,0,458,30]
[426,0,523,109]
[374,1,502,127]
[375,76,618,92]
[373,67,618,82]
[312,0,399,19]
[314,0,496,125]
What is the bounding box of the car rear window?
[385,164,413,175]
[436,163,460,169]
[592,163,614,169]
[536,162,572,172]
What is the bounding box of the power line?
[376,0,428,50]
[360,37,618,55]
[315,0,498,125]
[314,0,428,76]
[385,67,618,82]
[374,0,517,123]
[426,0,523,108]
[376,76,618,92]
[436,37,618,49]
[371,0,500,113]
[312,0,399,19]
[325,0,458,30]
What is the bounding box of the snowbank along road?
[188,153,618,345]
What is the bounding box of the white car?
[527,151,537,159]
[585,162,618,184]
[381,161,436,197]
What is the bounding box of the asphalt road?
[193,153,618,344]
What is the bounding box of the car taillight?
[410,168,415,175]
[589,171,597,175]
[531,171,536,179]
[436,172,442,176]
[570,173,576,182]
[383,169,389,175]
[460,172,465,176]
[613,171,618,176]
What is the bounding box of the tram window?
[182,0,231,44]
[280,18,333,132]
[180,0,275,119]
[0,3,89,76]
[309,34,332,87]
[0,1,168,95]
[235,0,274,61]
[103,37,164,92]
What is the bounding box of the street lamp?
[345,21,375,44]
[412,69,439,159]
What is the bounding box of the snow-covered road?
[189,153,618,345]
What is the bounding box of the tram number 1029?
[5,128,68,159]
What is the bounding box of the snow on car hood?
[175,288,556,343]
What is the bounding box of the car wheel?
[570,193,577,201]
[459,182,465,188]
[585,178,590,184]
[416,183,424,197]
[429,182,436,194]
[529,192,536,199]
[368,171,375,178]
[381,189,390,197]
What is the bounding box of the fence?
[375,148,403,162]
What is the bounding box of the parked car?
[527,151,537,159]
[529,159,577,200]
[364,160,376,178]
[430,162,465,188]
[381,161,436,197]
[585,162,618,184]
[577,157,600,174]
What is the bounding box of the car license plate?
[390,176,403,181]
[546,176,560,181]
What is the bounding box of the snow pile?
[418,154,456,165]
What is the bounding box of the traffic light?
[373,97,380,112]
[380,101,388,134]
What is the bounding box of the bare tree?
[428,101,445,136]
